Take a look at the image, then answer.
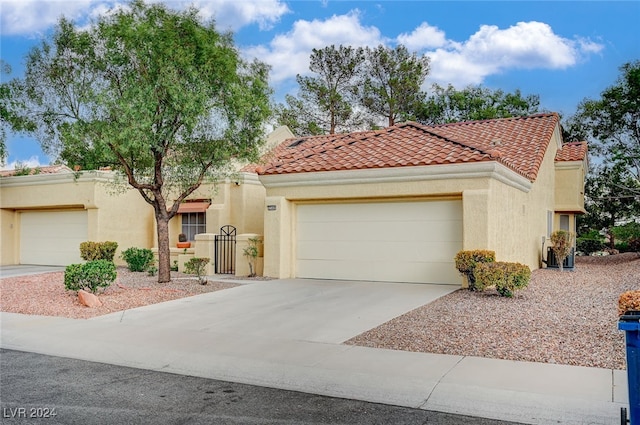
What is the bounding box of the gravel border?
[346,253,640,370]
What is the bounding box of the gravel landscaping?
[0,267,238,320]
[347,253,640,370]
[1,253,638,370]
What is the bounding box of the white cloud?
[397,22,447,50]
[245,10,385,84]
[1,156,43,170]
[421,21,605,88]
[0,0,98,35]
[0,0,290,35]
[188,0,290,31]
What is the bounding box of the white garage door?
[296,200,462,284]
[20,211,88,266]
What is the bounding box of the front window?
[181,212,206,241]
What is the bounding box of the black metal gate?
[214,225,236,274]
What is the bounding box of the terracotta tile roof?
[257,113,563,181]
[555,141,587,162]
[0,164,73,177]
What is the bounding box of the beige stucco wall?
[0,171,154,266]
[259,161,543,279]
[555,161,587,213]
[163,173,266,247]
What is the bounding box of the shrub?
[475,261,531,297]
[242,237,262,277]
[619,290,640,316]
[576,231,604,255]
[64,260,117,294]
[612,222,640,243]
[80,241,118,262]
[551,230,575,271]
[121,247,154,272]
[454,250,495,291]
[184,257,210,284]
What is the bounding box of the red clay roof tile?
[555,141,588,162]
[257,113,573,182]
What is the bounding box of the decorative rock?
[78,290,102,308]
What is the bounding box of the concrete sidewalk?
[0,278,629,424]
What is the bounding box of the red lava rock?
[116,283,129,289]
[78,290,102,308]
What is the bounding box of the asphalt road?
[0,349,524,425]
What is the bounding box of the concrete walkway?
[0,278,629,424]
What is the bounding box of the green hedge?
[121,247,154,272]
[474,261,531,297]
[64,260,117,294]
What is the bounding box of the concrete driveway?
[0,264,65,278]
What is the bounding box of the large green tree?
[0,61,36,166]
[416,84,540,125]
[14,0,272,282]
[276,45,364,136]
[569,60,640,236]
[358,45,430,126]
[572,60,640,196]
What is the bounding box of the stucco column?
[263,196,293,279]
[462,189,491,251]
[194,233,216,275]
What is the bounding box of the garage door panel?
[296,201,462,284]
[297,259,460,284]
[20,211,88,266]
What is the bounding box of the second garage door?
[296,200,462,284]
[20,210,88,266]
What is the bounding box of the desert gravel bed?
[347,253,640,370]
[0,267,238,320]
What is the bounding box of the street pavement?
[0,349,523,424]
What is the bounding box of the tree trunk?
[155,213,172,283]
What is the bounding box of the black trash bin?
[619,311,640,425]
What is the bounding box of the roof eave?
[259,162,533,193]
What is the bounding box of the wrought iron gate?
[214,225,236,274]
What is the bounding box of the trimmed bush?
[576,233,604,255]
[64,260,117,294]
[184,257,210,285]
[121,247,154,272]
[619,290,640,316]
[454,250,496,291]
[80,241,118,262]
[474,261,531,297]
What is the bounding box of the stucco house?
[1,113,587,285]
[256,113,587,284]
[0,127,294,268]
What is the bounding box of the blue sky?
[1,0,639,169]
